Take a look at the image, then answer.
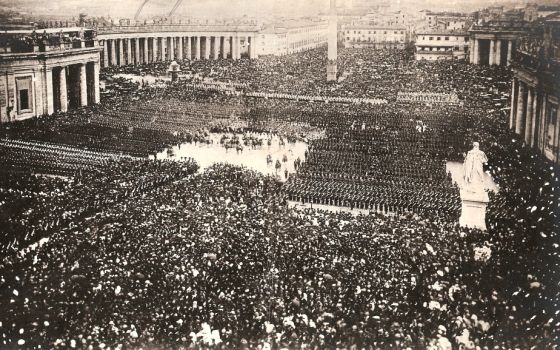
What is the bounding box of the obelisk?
[327,0,337,82]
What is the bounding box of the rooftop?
[343,24,407,30]
[416,29,469,35]
[260,19,328,34]
[1,27,93,35]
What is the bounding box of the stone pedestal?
[459,189,489,231]
[327,61,337,82]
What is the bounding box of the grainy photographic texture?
[0,0,559,349]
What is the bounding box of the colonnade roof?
[0,46,101,61]
[98,24,260,35]
[3,27,92,35]
[469,20,532,34]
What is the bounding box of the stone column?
[103,41,109,68]
[473,39,479,65]
[495,40,502,66]
[186,36,192,60]
[126,38,132,64]
[515,82,526,136]
[169,37,175,61]
[118,39,124,66]
[538,94,547,149]
[134,38,140,65]
[213,36,219,59]
[469,38,474,63]
[510,78,517,129]
[556,109,560,162]
[177,37,184,60]
[161,37,167,61]
[220,36,226,59]
[250,36,258,59]
[237,36,241,59]
[530,90,538,147]
[152,37,158,62]
[489,39,495,66]
[110,39,116,66]
[248,36,253,59]
[525,87,534,144]
[143,37,149,64]
[195,36,201,59]
[45,67,54,115]
[93,62,100,104]
[79,63,88,107]
[59,66,68,112]
[507,40,513,66]
[204,37,211,59]
[234,35,240,59]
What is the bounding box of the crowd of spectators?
[0,157,557,349]
[0,45,557,349]
[0,157,198,255]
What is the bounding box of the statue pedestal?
[459,189,489,231]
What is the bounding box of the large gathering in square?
[0,0,558,349]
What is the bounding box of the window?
[445,37,449,40]
[429,37,433,40]
[16,76,32,114]
[19,89,29,111]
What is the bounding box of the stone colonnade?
[509,76,559,150]
[100,34,257,67]
[46,61,100,115]
[469,36,515,66]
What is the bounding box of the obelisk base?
[459,189,489,231]
[327,62,337,82]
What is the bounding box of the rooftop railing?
[0,36,97,54]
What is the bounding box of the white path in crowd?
[113,73,169,85]
[153,132,308,182]
[112,74,388,105]
[288,201,374,216]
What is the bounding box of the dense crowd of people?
[0,158,557,349]
[0,157,199,254]
[0,45,558,349]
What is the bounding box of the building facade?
[423,12,470,30]
[524,4,560,22]
[343,25,407,49]
[469,20,529,66]
[510,17,560,165]
[256,20,328,56]
[0,28,101,122]
[415,31,469,61]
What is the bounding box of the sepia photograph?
[0,0,559,348]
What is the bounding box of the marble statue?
[463,142,488,192]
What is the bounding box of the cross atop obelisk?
[327,0,338,82]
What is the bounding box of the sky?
[2,0,539,19]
